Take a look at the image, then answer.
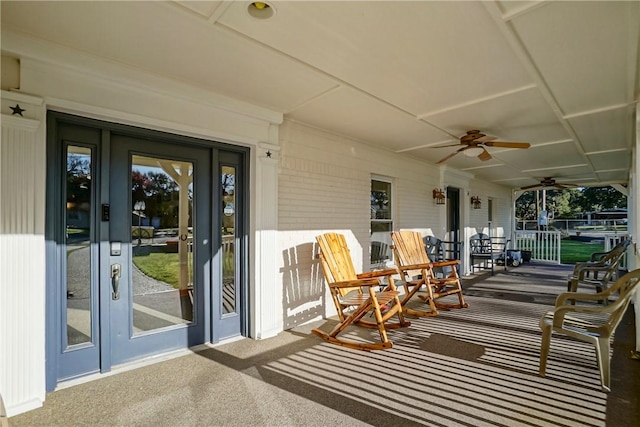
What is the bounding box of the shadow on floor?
[9,263,639,427]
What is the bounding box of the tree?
[577,187,627,213]
[66,153,92,219]
[131,169,183,228]
[516,186,627,221]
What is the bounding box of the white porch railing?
[513,230,562,264]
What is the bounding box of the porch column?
[158,160,193,320]
[253,141,280,339]
[0,90,46,416]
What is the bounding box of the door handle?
[111,263,121,300]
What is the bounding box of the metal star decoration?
[10,104,25,116]
[266,150,272,158]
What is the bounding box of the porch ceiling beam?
[611,183,628,197]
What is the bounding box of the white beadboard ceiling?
[2,1,638,190]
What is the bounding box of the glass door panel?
[65,145,95,347]
[130,155,195,334]
[109,135,209,366]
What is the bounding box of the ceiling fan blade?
[477,147,492,161]
[475,135,497,143]
[435,147,467,164]
[427,143,463,149]
[483,141,531,149]
[520,184,542,190]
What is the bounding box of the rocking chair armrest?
[357,269,398,279]
[395,262,432,272]
[430,260,459,268]
[329,278,380,289]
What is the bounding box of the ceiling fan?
[519,177,578,190]
[432,130,530,164]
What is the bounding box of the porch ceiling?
[2,1,638,190]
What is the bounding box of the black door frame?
[446,187,461,260]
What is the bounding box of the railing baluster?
[513,230,562,264]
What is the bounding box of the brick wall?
[277,120,514,328]
[278,121,442,326]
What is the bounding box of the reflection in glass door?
[130,155,195,334]
[66,146,96,347]
[221,166,236,315]
[214,152,245,340]
[109,135,210,366]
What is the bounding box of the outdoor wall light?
[433,188,446,205]
[471,196,481,209]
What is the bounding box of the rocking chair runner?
[312,233,410,351]
[390,230,468,317]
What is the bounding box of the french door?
[46,113,247,388]
[108,134,210,365]
[446,187,461,260]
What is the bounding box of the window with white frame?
[370,177,393,267]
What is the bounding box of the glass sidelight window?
[221,166,236,315]
[65,145,94,347]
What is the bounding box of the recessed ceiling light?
[247,2,275,20]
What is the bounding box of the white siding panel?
[0,115,46,416]
[468,180,513,238]
[278,121,443,328]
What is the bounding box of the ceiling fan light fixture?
[462,146,484,157]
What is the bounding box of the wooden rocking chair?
[312,233,410,351]
[391,230,468,317]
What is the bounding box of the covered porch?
[9,262,638,427]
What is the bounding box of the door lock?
[111,264,121,300]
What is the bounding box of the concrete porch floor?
[8,262,639,426]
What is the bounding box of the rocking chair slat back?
[392,230,431,278]
[316,233,359,296]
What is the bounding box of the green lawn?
[561,240,604,264]
[133,250,234,288]
[133,253,185,287]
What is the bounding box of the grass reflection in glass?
[133,253,186,288]
[133,250,234,288]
